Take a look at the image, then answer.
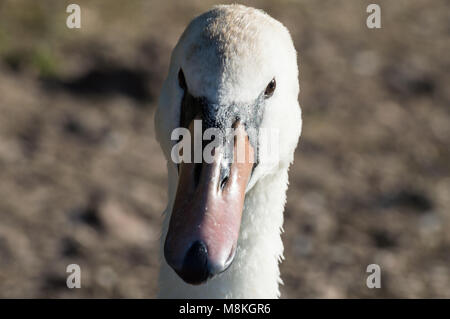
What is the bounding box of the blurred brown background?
[0,0,449,298]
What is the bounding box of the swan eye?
[264,78,276,98]
[178,69,187,90]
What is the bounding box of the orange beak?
[164,121,254,284]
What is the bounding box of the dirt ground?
[0,0,449,298]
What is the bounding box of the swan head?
[156,4,301,285]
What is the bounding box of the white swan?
[155,4,302,298]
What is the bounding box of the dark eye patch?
[264,78,276,98]
[178,69,187,90]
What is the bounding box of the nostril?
[220,176,229,189]
[178,240,211,285]
[219,165,231,190]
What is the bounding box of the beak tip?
[171,240,211,285]
[165,239,237,285]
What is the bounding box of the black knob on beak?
[177,240,211,285]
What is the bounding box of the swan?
[155,4,302,298]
